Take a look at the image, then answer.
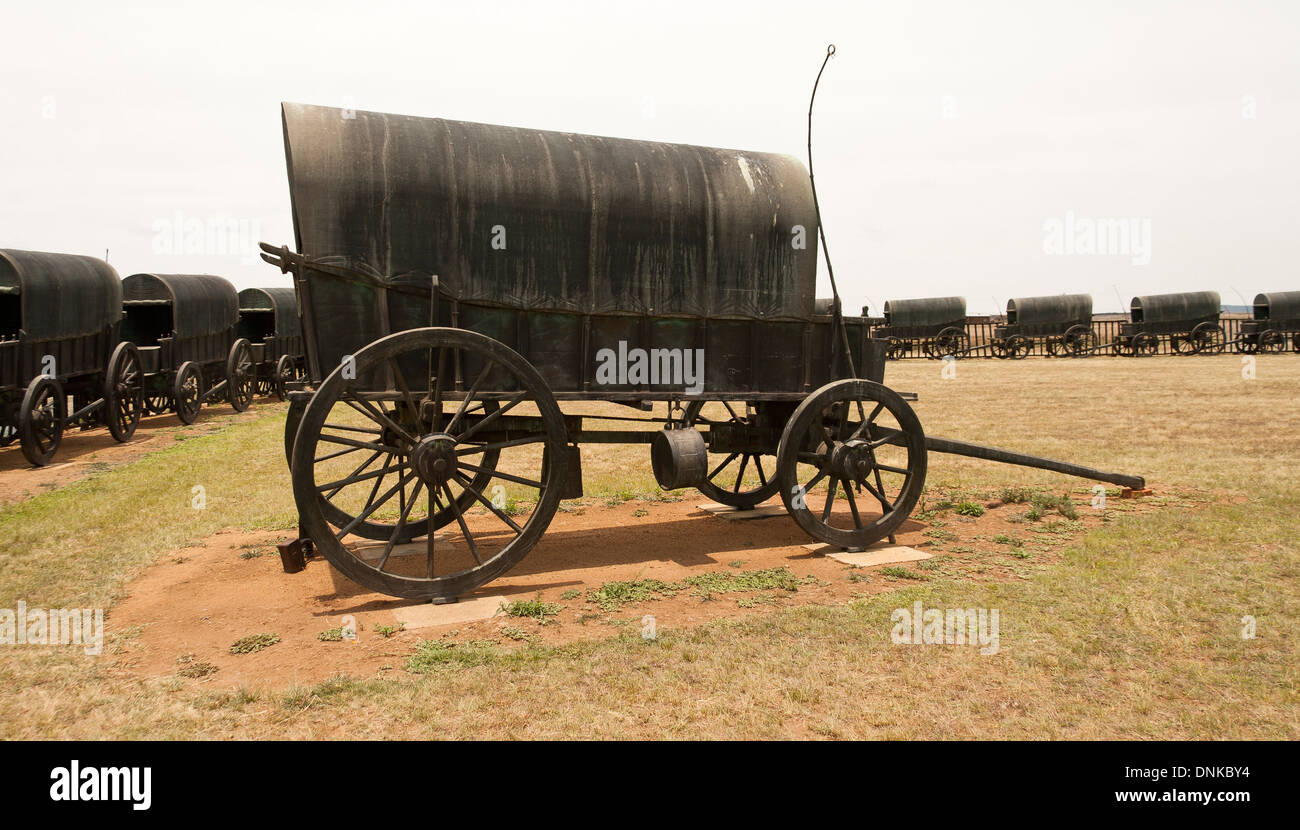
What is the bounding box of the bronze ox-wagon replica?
[264,103,1144,601]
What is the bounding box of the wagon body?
[238,287,301,359]
[0,249,122,394]
[997,294,1092,338]
[0,249,141,463]
[1121,291,1220,336]
[873,297,967,340]
[1242,291,1300,336]
[122,273,240,374]
[279,103,841,399]
[122,273,255,421]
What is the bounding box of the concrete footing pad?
[802,543,933,567]
[696,502,787,520]
[393,595,509,630]
[350,534,455,563]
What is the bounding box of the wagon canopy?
[239,286,300,337]
[1130,291,1220,324]
[1006,294,1092,326]
[280,102,819,321]
[1252,291,1300,321]
[0,249,122,340]
[122,273,239,339]
[882,296,966,327]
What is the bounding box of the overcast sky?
[2,0,1296,314]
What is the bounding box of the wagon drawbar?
[257,99,1147,604]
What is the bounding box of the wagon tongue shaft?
[924,435,1146,490]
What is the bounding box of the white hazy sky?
[2,0,1297,314]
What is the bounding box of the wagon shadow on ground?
[309,507,927,614]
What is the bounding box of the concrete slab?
[802,543,933,567]
[351,534,455,563]
[393,594,509,630]
[696,502,787,520]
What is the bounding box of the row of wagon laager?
[869,290,1300,359]
[0,248,304,467]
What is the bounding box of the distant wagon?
[1237,291,1300,354]
[238,287,305,400]
[993,293,1094,358]
[871,296,968,359]
[1114,291,1223,356]
[0,249,141,465]
[121,273,255,423]
[262,102,1143,602]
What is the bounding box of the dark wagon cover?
[0,249,141,465]
[238,286,305,399]
[122,272,256,422]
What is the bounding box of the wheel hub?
[830,439,874,484]
[411,433,458,486]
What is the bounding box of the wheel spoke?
[444,363,493,437]
[317,431,405,455]
[457,391,528,444]
[821,478,839,522]
[452,471,523,534]
[733,454,749,493]
[707,452,739,482]
[377,474,422,572]
[842,478,863,528]
[455,434,545,455]
[441,482,481,565]
[458,462,542,490]
[344,396,417,446]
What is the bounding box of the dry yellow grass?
[0,354,1295,738]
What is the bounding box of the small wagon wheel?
[104,341,143,442]
[677,400,780,509]
[273,354,296,401]
[19,375,66,467]
[1064,325,1095,357]
[990,339,1010,359]
[0,422,17,447]
[1007,335,1032,359]
[173,361,204,425]
[929,327,967,359]
[1184,322,1223,355]
[1293,332,1300,353]
[291,327,567,600]
[776,379,927,550]
[1257,329,1285,354]
[1133,333,1160,357]
[226,338,255,412]
[885,337,907,360]
[142,393,173,416]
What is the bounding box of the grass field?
[0,354,1295,739]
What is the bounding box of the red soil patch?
[108,493,1142,690]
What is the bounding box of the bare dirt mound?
[108,492,1149,689]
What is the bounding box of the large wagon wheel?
[291,327,567,600]
[677,400,780,509]
[226,338,255,412]
[19,376,66,467]
[776,379,927,550]
[173,361,203,425]
[104,341,143,442]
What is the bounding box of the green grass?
[499,596,562,623]
[230,633,280,654]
